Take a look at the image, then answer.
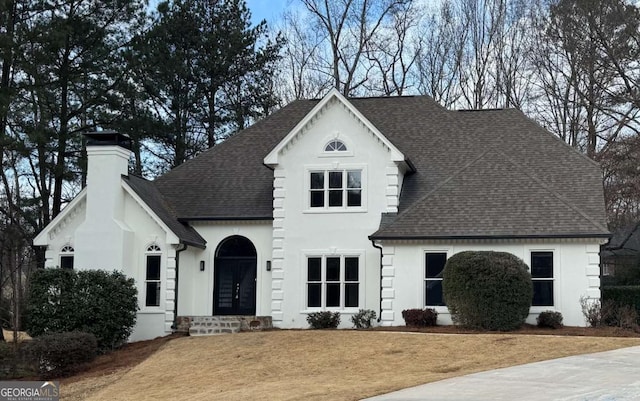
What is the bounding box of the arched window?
[145,244,162,307]
[324,139,347,152]
[60,245,74,269]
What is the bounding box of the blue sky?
[148,1,290,26]
[245,0,289,25]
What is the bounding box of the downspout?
[371,239,384,323]
[172,243,187,330]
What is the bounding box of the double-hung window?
[309,170,362,208]
[425,253,447,307]
[307,256,359,309]
[145,244,162,307]
[531,251,554,306]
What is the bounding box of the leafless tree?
[414,1,467,107]
[300,0,412,96]
[363,1,420,95]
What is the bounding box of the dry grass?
[62,330,640,401]
[2,329,32,342]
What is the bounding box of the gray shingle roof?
[124,175,206,248]
[149,95,608,240]
[155,100,318,219]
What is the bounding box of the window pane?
[329,190,343,206]
[310,191,324,207]
[308,258,321,281]
[61,256,74,270]
[311,172,324,189]
[532,280,554,306]
[425,280,445,306]
[531,252,553,278]
[326,283,340,307]
[347,171,361,188]
[336,142,347,151]
[425,253,447,278]
[345,283,359,307]
[329,171,343,188]
[146,282,160,307]
[146,255,161,280]
[347,190,361,207]
[308,283,321,307]
[326,257,340,281]
[345,257,359,281]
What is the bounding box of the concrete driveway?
[363,345,640,401]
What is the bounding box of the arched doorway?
[213,236,257,315]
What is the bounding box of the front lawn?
[61,330,640,401]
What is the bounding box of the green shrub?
[442,251,533,331]
[0,342,30,379]
[24,332,97,379]
[401,308,438,327]
[351,309,377,329]
[306,311,340,329]
[602,286,640,318]
[536,311,563,329]
[27,269,138,351]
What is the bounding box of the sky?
[148,0,290,26]
[245,0,289,25]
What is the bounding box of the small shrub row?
[351,309,377,329]
[26,332,98,379]
[401,308,438,327]
[536,311,563,329]
[1,332,98,380]
[601,286,640,318]
[307,311,340,329]
[580,296,639,329]
[0,342,29,380]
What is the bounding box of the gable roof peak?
[263,89,406,166]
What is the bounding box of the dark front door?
[213,236,257,315]
[214,258,256,315]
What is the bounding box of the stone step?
[182,316,272,336]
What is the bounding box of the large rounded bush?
[27,269,138,351]
[442,251,533,331]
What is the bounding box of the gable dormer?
[265,89,412,214]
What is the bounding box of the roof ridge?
[496,149,609,233]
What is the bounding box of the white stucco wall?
[35,177,182,342]
[177,222,272,317]
[270,98,404,328]
[380,239,603,327]
[37,193,87,269]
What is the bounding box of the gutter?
[370,239,384,323]
[369,233,611,241]
[172,243,188,331]
[178,216,273,222]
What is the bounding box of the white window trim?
[301,250,364,313]
[60,244,74,269]
[423,248,451,313]
[528,248,558,311]
[319,136,354,157]
[144,244,163,309]
[304,164,367,213]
